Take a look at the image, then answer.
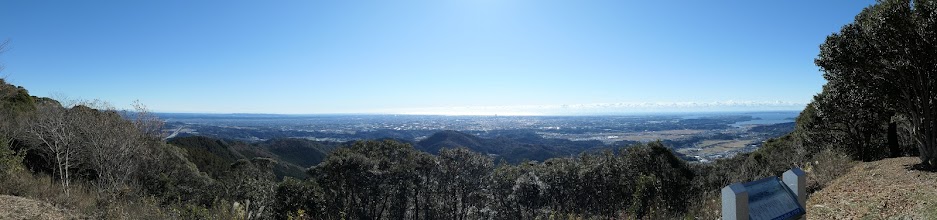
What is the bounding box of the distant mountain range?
[168,129,673,179]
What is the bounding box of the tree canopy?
[816,0,937,166]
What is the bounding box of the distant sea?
[731,111,799,127]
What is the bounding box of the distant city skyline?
[0,1,875,115]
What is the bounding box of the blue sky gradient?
[0,0,875,115]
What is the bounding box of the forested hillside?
[0,78,790,219]
[167,136,336,179]
[0,77,880,219]
[415,130,611,163]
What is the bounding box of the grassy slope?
[808,157,937,219]
[0,195,79,220]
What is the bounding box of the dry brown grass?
[808,157,937,219]
[0,169,173,219]
[804,149,855,193]
[0,195,78,220]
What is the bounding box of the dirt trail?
[808,157,937,219]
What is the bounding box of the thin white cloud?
[375,101,806,116]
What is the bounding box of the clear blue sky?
[0,0,875,115]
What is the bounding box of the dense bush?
[272,177,324,220]
[291,140,697,219]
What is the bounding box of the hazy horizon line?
[152,100,807,116]
[154,109,803,117]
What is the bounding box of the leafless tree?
[127,100,163,140]
[26,100,79,196]
[72,100,147,193]
[25,98,165,195]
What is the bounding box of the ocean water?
[732,111,799,126]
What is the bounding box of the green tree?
[0,138,24,175]
[410,151,439,220]
[273,177,324,220]
[437,147,493,220]
[575,150,627,216]
[538,157,581,215]
[489,162,529,219]
[0,79,34,176]
[223,158,277,220]
[308,140,424,219]
[797,87,891,161]
[622,142,693,215]
[816,0,937,166]
[629,174,658,219]
[512,171,546,219]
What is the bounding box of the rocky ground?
[0,195,79,220]
[808,157,937,219]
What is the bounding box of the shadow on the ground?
[904,163,937,172]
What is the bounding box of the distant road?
[164,126,184,141]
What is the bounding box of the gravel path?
[0,195,79,220]
[807,157,937,219]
